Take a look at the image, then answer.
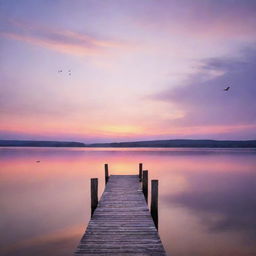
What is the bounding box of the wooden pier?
[75,165,166,255]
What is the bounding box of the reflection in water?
[1,226,83,256]
[0,147,256,256]
[165,172,256,236]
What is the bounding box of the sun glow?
[98,125,143,136]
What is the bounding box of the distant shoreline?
[0,139,256,148]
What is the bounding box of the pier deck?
[75,175,166,255]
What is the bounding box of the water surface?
[0,147,256,256]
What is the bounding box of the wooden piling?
[142,170,148,203]
[139,163,143,182]
[91,178,98,217]
[104,164,109,184]
[151,180,159,229]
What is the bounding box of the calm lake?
[0,147,256,256]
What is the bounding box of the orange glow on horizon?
[1,122,256,141]
[97,125,143,136]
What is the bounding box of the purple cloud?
[153,47,256,130]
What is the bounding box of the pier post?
[142,170,148,203]
[139,163,143,182]
[104,164,109,185]
[151,180,158,229]
[91,178,98,217]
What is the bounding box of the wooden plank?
[75,175,166,255]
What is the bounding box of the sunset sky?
[0,0,256,142]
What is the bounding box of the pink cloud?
[1,21,131,56]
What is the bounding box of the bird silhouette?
[58,69,72,75]
[224,86,230,91]
[36,160,40,163]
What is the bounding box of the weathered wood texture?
[104,164,109,184]
[142,170,148,203]
[90,178,98,217]
[75,175,166,255]
[150,180,158,230]
[139,163,143,182]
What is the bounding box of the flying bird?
[58,69,72,75]
[224,86,230,91]
[36,160,40,163]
